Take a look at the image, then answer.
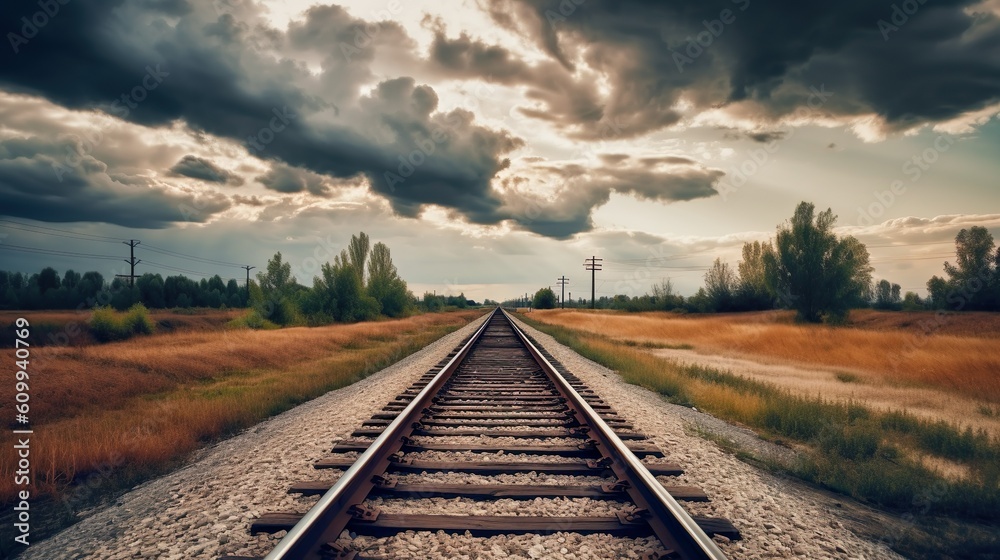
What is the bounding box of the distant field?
[0,309,485,504]
[527,309,1000,404]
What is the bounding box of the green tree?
[257,252,295,297]
[926,275,949,309]
[136,273,166,308]
[651,279,684,310]
[902,291,924,311]
[935,226,999,310]
[704,258,737,311]
[765,202,873,322]
[736,241,775,310]
[348,232,371,285]
[874,279,902,310]
[62,269,81,290]
[255,252,299,324]
[532,287,557,309]
[367,242,410,317]
[38,267,60,294]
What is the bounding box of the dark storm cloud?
[256,163,351,197]
[503,155,722,238]
[0,1,524,230]
[745,130,787,143]
[170,155,244,186]
[0,135,230,227]
[480,0,1000,137]
[361,77,524,223]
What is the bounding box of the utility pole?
[119,240,141,287]
[242,265,255,300]
[584,256,602,309]
[557,276,569,309]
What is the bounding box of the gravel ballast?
[23,311,907,559]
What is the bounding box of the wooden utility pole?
[122,240,140,287]
[556,276,569,309]
[242,265,255,300]
[584,256,602,309]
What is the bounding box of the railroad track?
[223,308,739,559]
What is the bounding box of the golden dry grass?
[529,309,1000,403]
[0,310,485,502]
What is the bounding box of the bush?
[227,309,279,330]
[89,304,155,342]
[124,303,155,335]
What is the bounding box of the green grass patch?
[89,304,155,342]
[835,371,860,383]
[226,309,280,330]
[618,339,694,350]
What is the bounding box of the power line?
[0,219,122,242]
[0,219,247,269]
[142,259,230,279]
[0,243,123,261]
[142,242,246,268]
[0,222,124,244]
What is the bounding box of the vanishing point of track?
[223,308,739,559]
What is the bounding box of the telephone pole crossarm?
[583,256,602,310]
[123,239,141,287]
[556,276,569,309]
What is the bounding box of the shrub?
[89,304,155,342]
[227,309,279,330]
[90,307,122,342]
[124,304,155,335]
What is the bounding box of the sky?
[1,0,999,302]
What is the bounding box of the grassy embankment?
[0,309,485,506]
[519,310,1000,559]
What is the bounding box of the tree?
[38,267,60,294]
[736,241,775,310]
[874,279,902,310]
[936,226,999,310]
[62,269,81,290]
[258,252,294,296]
[348,232,371,285]
[651,279,684,310]
[255,252,299,324]
[367,242,410,317]
[532,287,557,309]
[79,271,104,303]
[704,258,737,311]
[136,273,166,308]
[765,202,873,322]
[902,291,924,311]
[926,275,948,309]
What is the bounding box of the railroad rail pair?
[223,308,738,559]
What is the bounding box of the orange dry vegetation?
[529,309,1000,403]
[0,308,242,346]
[0,310,485,502]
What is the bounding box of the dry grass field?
[518,311,1000,558]
[0,309,485,503]
[528,309,1000,405]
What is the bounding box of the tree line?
[237,232,477,327]
[0,268,247,311]
[523,202,1000,322]
[0,232,479,326]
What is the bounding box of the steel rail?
[502,309,728,560]
[264,308,499,560]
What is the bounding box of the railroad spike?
[320,542,358,560]
[371,474,397,489]
[348,504,380,522]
